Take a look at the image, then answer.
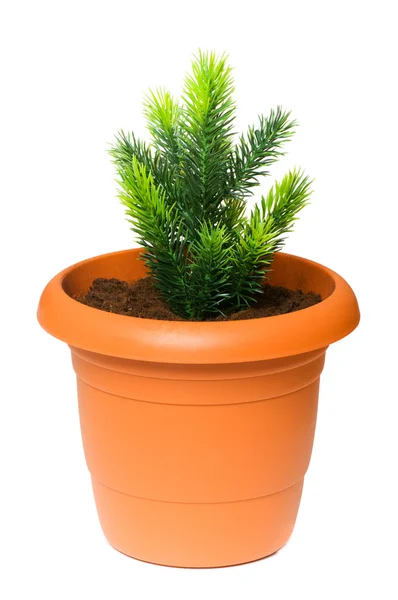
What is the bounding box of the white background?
[1,0,397,598]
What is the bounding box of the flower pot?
[37,248,359,567]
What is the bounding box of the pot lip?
[37,248,360,364]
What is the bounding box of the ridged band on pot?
[38,249,360,567]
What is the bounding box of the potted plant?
[38,51,359,567]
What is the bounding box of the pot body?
[72,346,325,566]
[38,249,360,567]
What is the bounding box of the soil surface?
[74,277,321,321]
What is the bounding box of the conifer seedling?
[110,51,313,320]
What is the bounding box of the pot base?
[92,478,304,568]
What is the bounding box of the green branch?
[117,157,189,316]
[230,107,296,197]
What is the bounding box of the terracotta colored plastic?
[38,249,359,567]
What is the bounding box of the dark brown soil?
[74,277,321,321]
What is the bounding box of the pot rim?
[37,249,360,363]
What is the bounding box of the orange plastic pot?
[38,249,359,567]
